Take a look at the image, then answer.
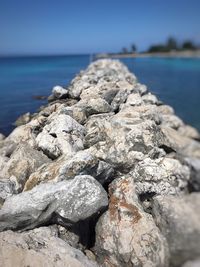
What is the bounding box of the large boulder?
[152,193,200,266]
[131,157,190,197]
[0,227,98,267]
[0,175,108,231]
[95,176,169,267]
[36,114,85,159]
[24,150,114,191]
[2,143,51,190]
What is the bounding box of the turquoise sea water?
[0,55,200,135]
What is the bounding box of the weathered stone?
[152,193,200,266]
[2,143,51,190]
[131,157,190,197]
[161,126,200,158]
[77,98,112,116]
[52,85,68,99]
[184,157,200,191]
[142,92,158,105]
[58,106,87,124]
[0,179,17,204]
[36,114,85,159]
[0,133,5,141]
[24,150,114,190]
[182,258,200,267]
[95,176,169,267]
[0,227,99,267]
[178,125,200,140]
[0,175,108,231]
[161,114,184,129]
[14,112,31,126]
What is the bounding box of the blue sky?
[0,0,200,55]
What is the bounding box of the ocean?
[0,55,200,136]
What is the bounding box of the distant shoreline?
[95,50,200,59]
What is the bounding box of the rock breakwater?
[0,59,200,267]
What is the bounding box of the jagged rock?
[87,117,164,169]
[6,124,37,146]
[36,114,85,159]
[24,150,114,190]
[0,133,5,141]
[131,157,190,197]
[95,176,169,267]
[125,92,143,106]
[14,112,31,126]
[52,85,68,99]
[133,82,148,95]
[161,126,200,158]
[58,106,87,124]
[178,125,200,140]
[184,157,200,191]
[76,98,112,116]
[0,227,98,267]
[161,114,184,129]
[152,193,200,266]
[157,104,174,115]
[142,92,158,105]
[0,175,108,231]
[1,143,51,190]
[182,258,200,267]
[0,179,17,204]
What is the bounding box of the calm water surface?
[0,55,200,135]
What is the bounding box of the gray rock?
[76,98,112,116]
[182,258,200,267]
[52,85,68,99]
[58,106,87,124]
[95,176,169,267]
[0,179,17,204]
[14,112,31,126]
[36,114,85,159]
[0,175,108,231]
[142,92,158,104]
[2,143,51,190]
[0,133,5,141]
[184,157,200,191]
[152,193,200,266]
[131,157,190,197]
[0,227,99,267]
[24,150,114,190]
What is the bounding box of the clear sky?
[0,0,200,55]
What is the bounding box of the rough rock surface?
[0,175,108,231]
[0,227,98,267]
[0,59,200,266]
[95,176,169,267]
[152,193,200,267]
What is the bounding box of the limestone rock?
[0,175,108,231]
[152,193,200,266]
[0,179,17,204]
[131,157,190,197]
[0,227,99,267]
[36,114,85,159]
[0,133,5,141]
[77,98,112,116]
[95,176,169,267]
[2,143,51,190]
[14,112,31,126]
[24,150,114,190]
[52,85,68,99]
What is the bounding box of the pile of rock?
[0,59,200,267]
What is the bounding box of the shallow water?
[0,55,200,135]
